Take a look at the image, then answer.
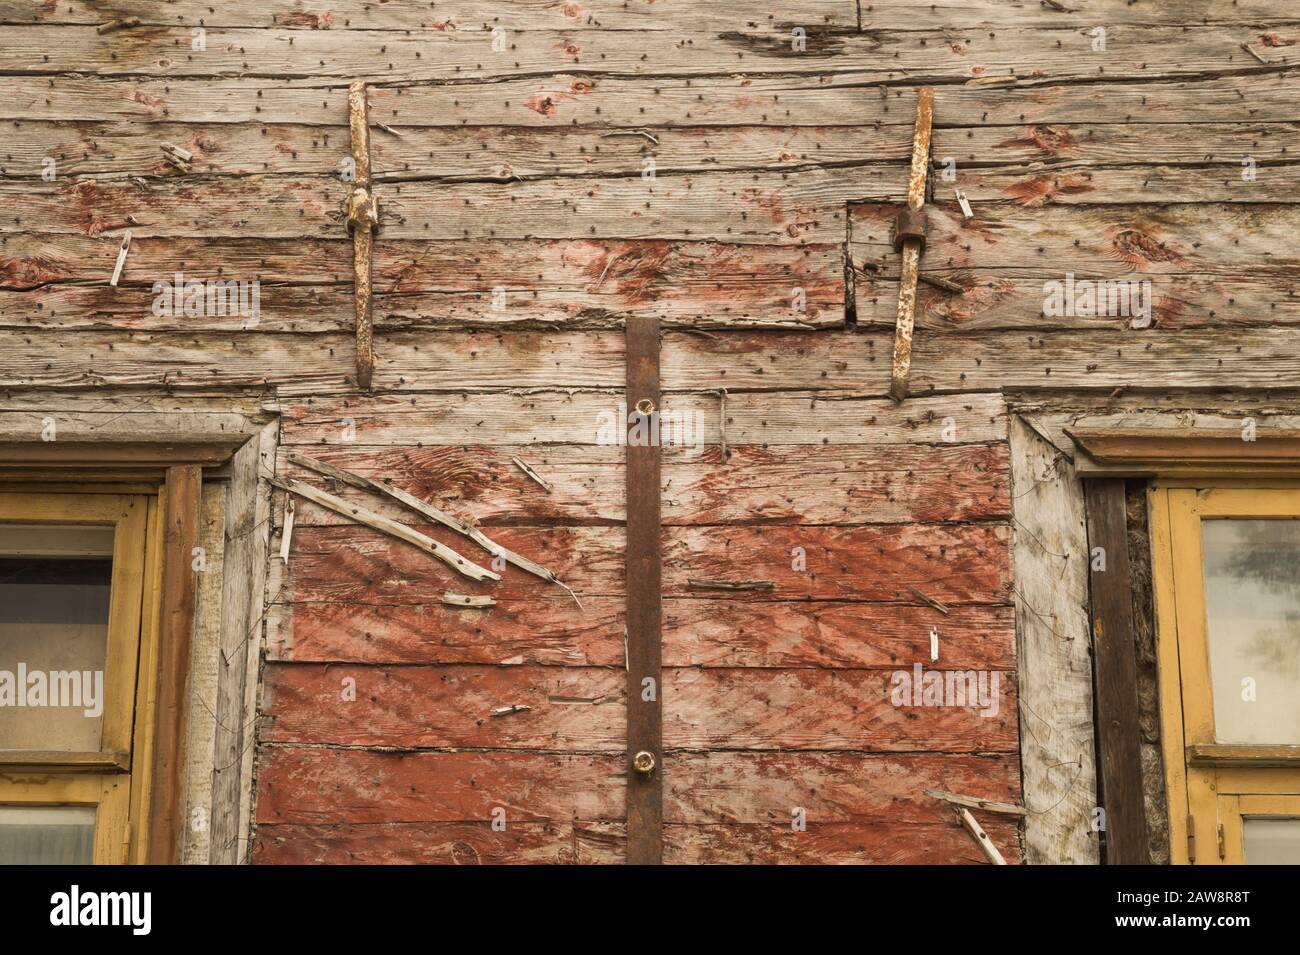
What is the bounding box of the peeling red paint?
[1106,224,1187,270]
[1000,172,1094,205]
[281,11,334,29]
[1,255,64,289]
[582,241,674,305]
[1260,33,1297,47]
[996,125,1076,157]
[561,2,583,17]
[128,89,167,113]
[525,95,558,117]
[940,277,1014,325]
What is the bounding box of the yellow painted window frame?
[0,489,164,864]
[1151,486,1300,865]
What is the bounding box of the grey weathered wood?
[8,73,1297,128]
[1010,414,1099,864]
[181,483,226,865]
[0,24,1280,84]
[209,431,262,864]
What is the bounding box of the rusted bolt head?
[632,750,656,775]
[635,398,656,416]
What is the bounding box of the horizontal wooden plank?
[2,120,904,180]
[906,327,1300,394]
[7,73,1296,128]
[662,600,1015,669]
[0,24,1281,84]
[255,746,1018,824]
[252,818,1022,864]
[4,1,856,32]
[0,169,871,243]
[276,391,1008,445]
[265,596,626,666]
[664,751,1021,825]
[271,441,1009,527]
[1,235,842,329]
[954,162,1300,205]
[275,522,1012,605]
[19,324,1300,393]
[255,748,624,824]
[262,664,624,750]
[252,821,579,865]
[662,666,1014,751]
[273,523,624,603]
[260,663,1015,752]
[12,119,1294,186]
[643,819,1021,864]
[266,597,1013,669]
[29,0,1280,33]
[854,201,1300,276]
[663,523,1012,603]
[852,272,1300,333]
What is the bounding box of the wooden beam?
[1068,427,1300,474]
[1083,478,1151,865]
[0,751,130,772]
[625,315,663,865]
[1188,744,1300,768]
[146,464,202,864]
[0,440,242,467]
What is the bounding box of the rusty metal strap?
[346,82,379,391]
[625,316,663,864]
[888,87,935,403]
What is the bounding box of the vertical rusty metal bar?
[888,87,934,402]
[625,315,663,864]
[346,81,378,392]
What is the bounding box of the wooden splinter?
[888,87,935,402]
[345,81,380,391]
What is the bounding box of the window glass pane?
[1201,519,1300,744]
[0,524,114,753]
[1243,817,1300,865]
[0,805,96,864]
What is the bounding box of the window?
[1151,486,1300,865]
[0,491,162,864]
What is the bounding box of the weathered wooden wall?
[2,0,1295,863]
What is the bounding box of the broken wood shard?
[907,585,949,614]
[687,578,775,591]
[957,807,1008,865]
[490,704,530,718]
[270,476,499,582]
[924,789,1028,817]
[278,496,295,565]
[442,592,496,608]
[96,17,140,34]
[109,229,131,287]
[346,81,379,392]
[888,87,935,403]
[286,452,575,600]
[511,455,552,492]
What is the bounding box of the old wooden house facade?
[0,1,1297,866]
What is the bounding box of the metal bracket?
[888,87,935,403]
[346,81,378,392]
